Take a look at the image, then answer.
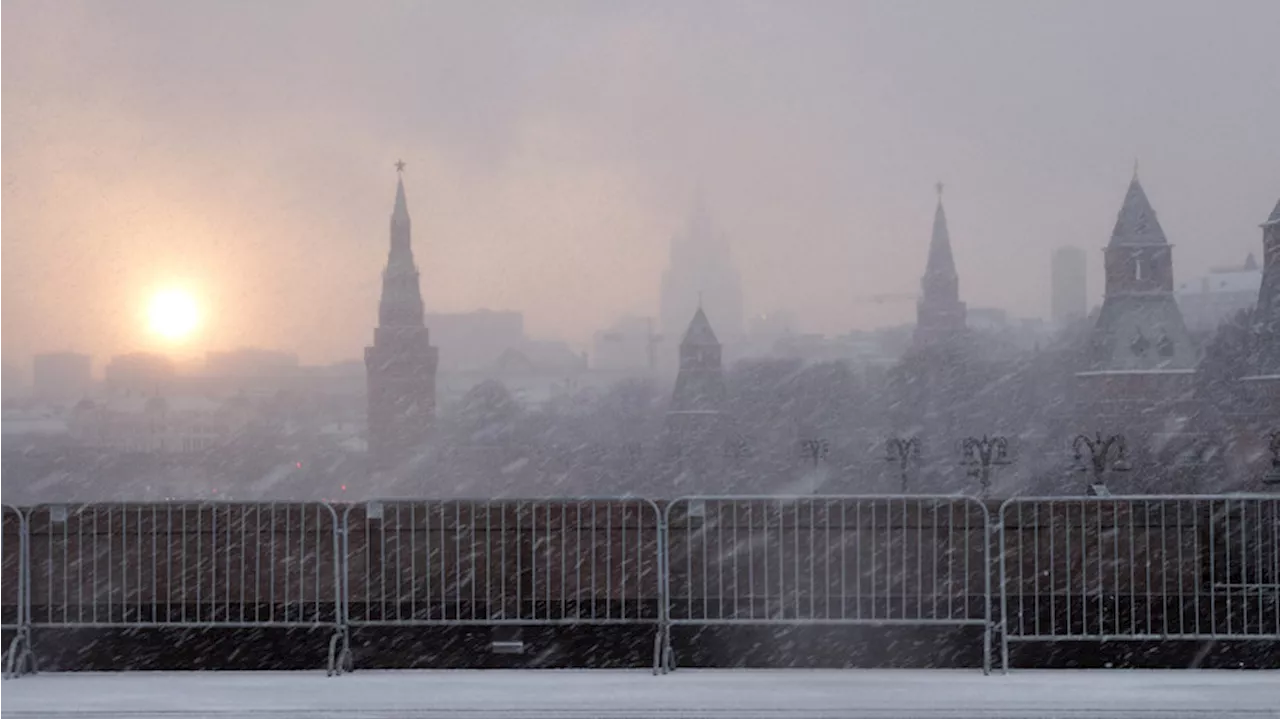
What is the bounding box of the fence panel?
[663,496,992,673]
[3,504,31,676]
[24,502,342,672]
[340,498,664,670]
[998,495,1280,670]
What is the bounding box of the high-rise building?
[658,195,744,355]
[913,185,967,348]
[32,352,92,402]
[1050,246,1088,326]
[104,352,175,395]
[365,165,439,470]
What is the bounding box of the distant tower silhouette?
[1254,198,1280,377]
[664,304,728,488]
[659,194,744,358]
[365,163,439,470]
[913,183,967,347]
[1051,246,1088,326]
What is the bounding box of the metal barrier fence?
[2,504,31,677]
[338,498,665,673]
[663,496,993,674]
[22,502,343,674]
[998,495,1280,670]
[3,494,1278,677]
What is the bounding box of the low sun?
[147,288,200,341]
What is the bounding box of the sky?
[3,0,1278,367]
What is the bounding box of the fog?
[5,0,1278,364]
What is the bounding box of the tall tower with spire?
[365,163,439,470]
[659,194,744,361]
[913,183,967,347]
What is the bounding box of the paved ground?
[3,669,1278,718]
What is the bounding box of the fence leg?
[326,628,342,676]
[662,624,676,674]
[335,628,353,674]
[5,628,34,678]
[982,623,992,676]
[651,626,663,675]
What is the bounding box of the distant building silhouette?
[1050,246,1088,326]
[659,195,743,360]
[33,352,92,402]
[1176,254,1262,333]
[1251,198,1280,380]
[365,167,439,470]
[104,352,176,396]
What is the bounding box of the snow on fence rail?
[662,496,994,674]
[2,503,31,677]
[20,502,344,674]
[997,495,1280,670]
[338,498,665,673]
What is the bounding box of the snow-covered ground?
[3,669,1277,718]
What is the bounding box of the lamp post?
[800,438,830,468]
[1072,432,1131,495]
[1263,431,1280,486]
[885,436,921,492]
[959,435,1011,498]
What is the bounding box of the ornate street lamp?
[1072,432,1130,495]
[884,436,921,492]
[800,438,830,468]
[959,435,1011,498]
[1264,432,1280,486]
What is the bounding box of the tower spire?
[913,183,966,347]
[378,166,424,328]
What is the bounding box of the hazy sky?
[4,0,1278,366]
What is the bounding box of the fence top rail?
[999,493,1278,509]
[665,494,992,523]
[342,496,663,521]
[25,500,341,510]
[669,494,993,502]
[22,501,341,528]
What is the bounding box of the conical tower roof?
[1261,197,1280,228]
[682,305,720,347]
[1109,175,1168,246]
[924,196,957,280]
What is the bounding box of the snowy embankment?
[3,669,1277,718]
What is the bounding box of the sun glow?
[147,288,200,341]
